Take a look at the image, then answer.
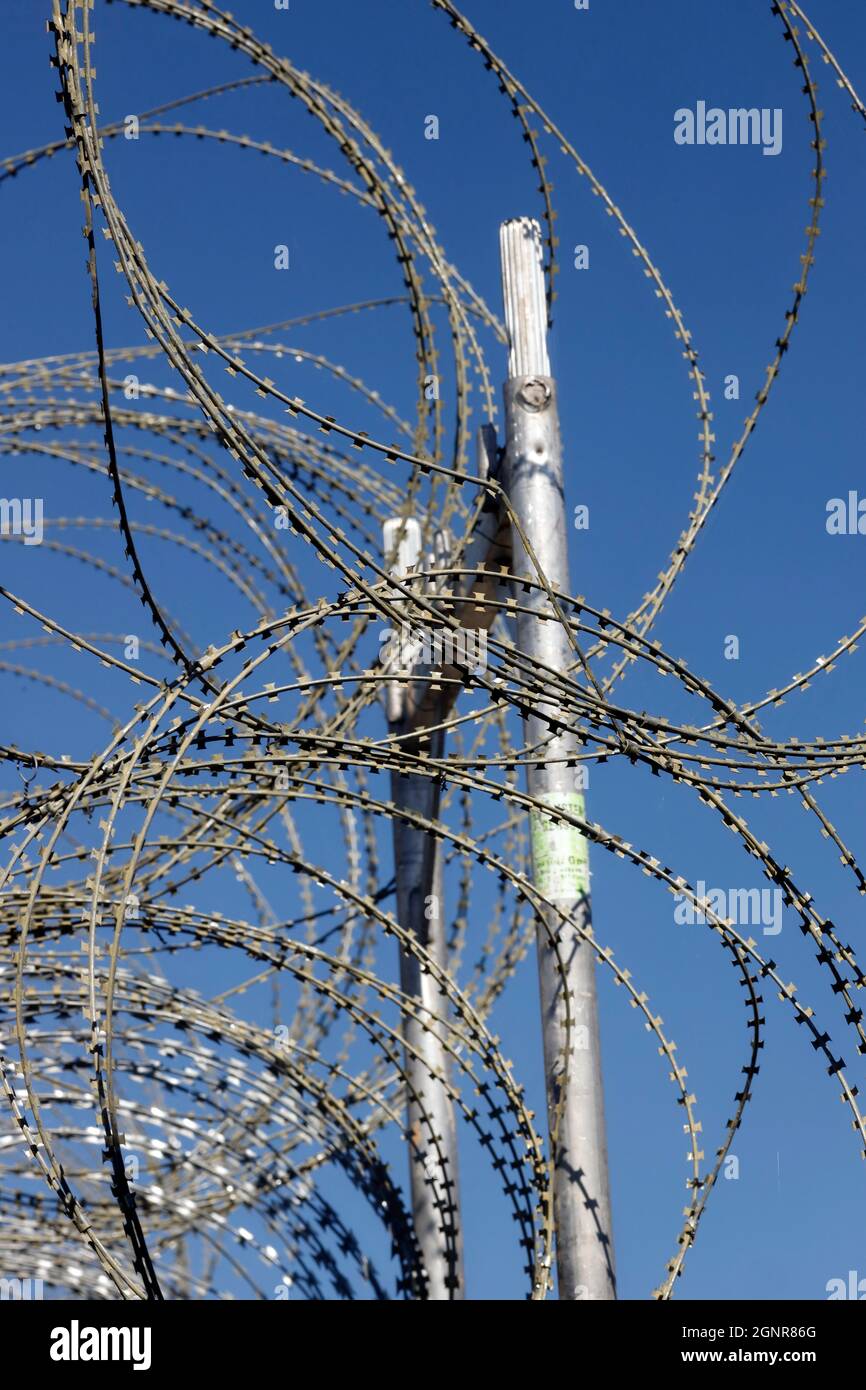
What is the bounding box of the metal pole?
[384,519,464,1299]
[499,217,616,1300]
[390,737,463,1299]
[382,425,514,1297]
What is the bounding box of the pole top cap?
[499,218,550,379]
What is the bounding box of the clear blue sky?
[2,0,866,1300]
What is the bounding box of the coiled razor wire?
[0,0,863,1299]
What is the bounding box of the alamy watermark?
[0,497,43,545]
[380,623,487,676]
[674,880,782,935]
[0,1276,43,1299]
[674,102,783,157]
[826,1270,866,1299]
[826,492,866,534]
[50,1320,151,1370]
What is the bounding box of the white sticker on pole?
[530,792,590,901]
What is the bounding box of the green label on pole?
[530,792,590,902]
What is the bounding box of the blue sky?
[2,0,866,1300]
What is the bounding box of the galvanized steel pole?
[390,737,464,1299]
[384,518,464,1299]
[499,217,616,1300]
[383,427,512,1297]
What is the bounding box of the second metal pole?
[390,733,464,1300]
